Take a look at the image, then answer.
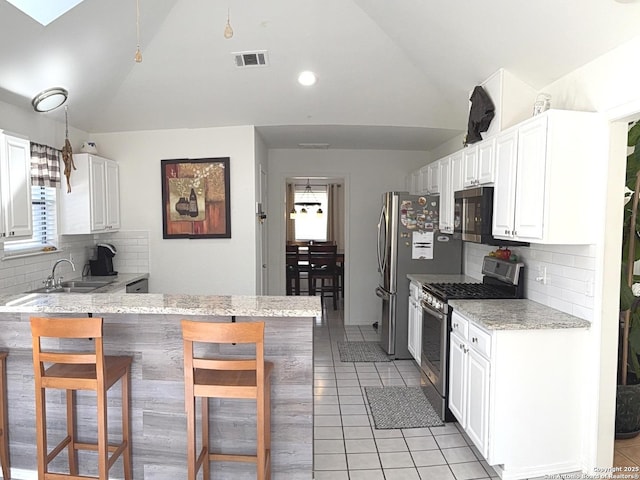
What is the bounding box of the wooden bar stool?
[30,316,133,480]
[0,352,10,479]
[181,320,273,480]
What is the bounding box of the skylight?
[6,0,85,26]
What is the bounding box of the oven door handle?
[421,300,446,322]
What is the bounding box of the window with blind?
[294,187,328,241]
[4,186,57,255]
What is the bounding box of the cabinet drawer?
[451,311,468,339]
[469,323,491,358]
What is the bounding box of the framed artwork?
[161,157,231,239]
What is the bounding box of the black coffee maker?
[89,243,118,276]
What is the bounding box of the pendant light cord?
[136,0,140,48]
[64,106,69,139]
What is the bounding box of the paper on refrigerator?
[412,231,433,259]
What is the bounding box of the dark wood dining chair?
[285,245,300,295]
[308,244,339,310]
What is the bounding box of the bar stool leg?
[66,390,78,476]
[34,386,47,478]
[0,355,9,480]
[201,397,210,480]
[257,387,265,480]
[186,396,197,480]
[97,389,108,480]
[122,369,132,480]
[265,376,271,480]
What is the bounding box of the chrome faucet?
[44,258,76,289]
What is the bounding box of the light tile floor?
[313,301,499,480]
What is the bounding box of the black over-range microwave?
[453,186,528,246]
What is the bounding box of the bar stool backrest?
[181,320,265,400]
[31,317,105,389]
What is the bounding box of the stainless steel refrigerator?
[375,191,462,359]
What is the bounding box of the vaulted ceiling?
[1,0,639,150]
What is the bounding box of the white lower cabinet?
[448,309,586,480]
[407,281,422,364]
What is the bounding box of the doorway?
[285,177,346,307]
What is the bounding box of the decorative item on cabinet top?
[161,157,231,239]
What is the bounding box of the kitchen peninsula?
[0,292,321,480]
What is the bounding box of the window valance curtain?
[30,142,61,188]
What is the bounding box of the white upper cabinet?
[427,160,440,194]
[463,138,495,188]
[59,153,121,234]
[105,160,121,230]
[492,110,606,244]
[0,133,32,240]
[439,157,453,233]
[451,151,464,193]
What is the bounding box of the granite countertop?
[449,299,590,331]
[0,292,322,318]
[407,273,478,285]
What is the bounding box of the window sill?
[2,249,62,261]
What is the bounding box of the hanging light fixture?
[293,180,323,216]
[289,207,297,220]
[224,8,234,39]
[32,87,68,112]
[134,0,143,63]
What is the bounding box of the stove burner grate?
[423,282,518,300]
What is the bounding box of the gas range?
[422,256,525,312]
[419,256,525,422]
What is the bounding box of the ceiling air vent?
[233,51,269,68]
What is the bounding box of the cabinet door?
[407,297,418,361]
[427,161,440,194]
[448,331,467,426]
[492,131,518,238]
[89,156,107,232]
[477,138,495,184]
[413,299,422,362]
[439,157,452,233]
[451,151,464,192]
[462,146,478,188]
[105,160,120,230]
[2,135,32,238]
[466,349,490,458]
[514,117,547,240]
[418,166,430,194]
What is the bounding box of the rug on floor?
[337,341,391,362]
[364,386,444,429]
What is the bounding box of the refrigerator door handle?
[375,286,389,299]
[377,205,386,274]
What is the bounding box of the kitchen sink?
[26,280,114,294]
[58,280,112,289]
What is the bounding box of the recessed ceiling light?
[31,87,68,112]
[298,71,317,87]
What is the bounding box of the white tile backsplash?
[0,230,150,294]
[463,242,595,321]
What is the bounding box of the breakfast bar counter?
[0,293,321,480]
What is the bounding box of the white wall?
[92,126,259,295]
[266,148,429,324]
[537,36,640,472]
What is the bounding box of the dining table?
[286,245,344,296]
